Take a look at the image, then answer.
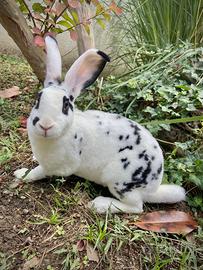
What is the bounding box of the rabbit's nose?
[39,124,54,137]
[39,124,53,131]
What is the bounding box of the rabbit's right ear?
[44,36,62,87]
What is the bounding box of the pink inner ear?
[77,54,102,78]
[64,49,109,98]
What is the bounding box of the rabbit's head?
[28,36,110,139]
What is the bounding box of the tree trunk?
[75,2,95,55]
[0,0,46,82]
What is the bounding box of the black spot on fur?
[121,158,127,163]
[123,162,130,169]
[136,134,141,144]
[141,161,152,183]
[151,156,155,161]
[35,92,42,109]
[132,166,143,181]
[80,137,83,142]
[33,116,39,126]
[70,95,74,102]
[154,145,158,149]
[106,131,110,135]
[98,121,102,125]
[69,102,73,111]
[116,115,121,119]
[74,133,77,139]
[119,145,133,152]
[157,164,163,174]
[152,173,158,180]
[56,77,62,85]
[48,81,53,86]
[125,135,130,140]
[139,150,146,159]
[62,96,69,115]
[79,150,82,155]
[119,135,123,140]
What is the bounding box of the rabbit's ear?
[44,36,62,87]
[64,49,110,98]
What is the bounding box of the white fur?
[14,40,186,214]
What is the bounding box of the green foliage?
[15,0,121,41]
[121,0,203,48]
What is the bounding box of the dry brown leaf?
[0,86,20,99]
[77,239,86,251]
[22,256,40,270]
[86,243,99,263]
[131,210,198,235]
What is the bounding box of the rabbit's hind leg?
[88,195,143,214]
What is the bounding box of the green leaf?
[96,19,106,30]
[57,20,72,29]
[142,115,203,126]
[32,3,44,13]
[62,12,75,25]
[71,10,79,23]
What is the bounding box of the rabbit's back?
[75,110,164,193]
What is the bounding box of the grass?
[0,53,203,269]
[120,0,203,49]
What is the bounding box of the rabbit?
[14,36,186,214]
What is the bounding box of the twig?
[21,0,36,28]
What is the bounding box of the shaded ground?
[0,54,202,270]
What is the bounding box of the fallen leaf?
[34,35,45,47]
[70,30,78,41]
[22,256,40,270]
[76,239,86,251]
[130,210,198,235]
[86,243,99,263]
[0,86,20,99]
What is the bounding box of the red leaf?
[44,7,57,15]
[34,35,45,47]
[0,86,20,99]
[32,12,44,20]
[130,210,198,235]
[69,30,78,41]
[55,2,66,16]
[32,27,41,35]
[109,1,123,15]
[68,0,81,9]
[19,116,27,128]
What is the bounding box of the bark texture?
[0,0,46,82]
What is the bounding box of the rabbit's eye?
[62,96,69,115]
[35,92,42,109]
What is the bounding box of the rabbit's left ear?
[44,36,62,87]
[63,49,110,98]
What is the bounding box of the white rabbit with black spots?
[14,36,185,213]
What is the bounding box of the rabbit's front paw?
[14,168,29,179]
